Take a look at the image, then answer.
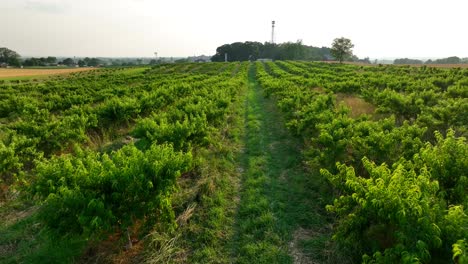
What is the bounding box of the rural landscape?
[1,1,468,264]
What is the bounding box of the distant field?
[324,61,468,68]
[408,63,468,68]
[0,67,95,79]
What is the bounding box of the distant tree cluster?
[426,56,462,64]
[78,57,101,67]
[394,56,467,65]
[356,57,371,64]
[61,58,75,66]
[23,56,57,66]
[0,47,21,66]
[211,41,332,62]
[394,58,423,64]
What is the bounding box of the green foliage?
[98,97,141,124]
[452,239,468,264]
[257,61,468,262]
[211,41,332,61]
[0,131,41,195]
[23,56,58,67]
[323,159,442,263]
[394,58,424,65]
[32,144,192,236]
[319,129,468,263]
[2,59,467,263]
[414,130,468,205]
[310,115,425,172]
[0,47,21,66]
[427,56,462,64]
[0,62,249,262]
[0,141,21,188]
[331,37,354,63]
[133,114,209,151]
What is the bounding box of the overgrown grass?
[230,64,335,263]
[0,201,87,264]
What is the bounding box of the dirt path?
[229,63,329,263]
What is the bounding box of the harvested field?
[0,68,95,79]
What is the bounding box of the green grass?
[0,201,87,264]
[229,63,333,263]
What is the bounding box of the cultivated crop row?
[0,63,247,249]
[257,61,467,263]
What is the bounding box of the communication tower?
[271,21,275,44]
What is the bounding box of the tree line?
[0,47,105,67]
[211,41,333,62]
[23,57,102,67]
[394,56,468,65]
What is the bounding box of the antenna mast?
[271,21,275,44]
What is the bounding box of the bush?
[32,144,192,237]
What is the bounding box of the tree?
[61,58,75,66]
[88,58,100,67]
[331,37,354,63]
[211,41,332,62]
[78,59,86,67]
[394,58,423,65]
[276,41,306,60]
[426,56,461,64]
[0,47,21,66]
[46,56,57,64]
[23,58,40,66]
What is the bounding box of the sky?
[1,0,467,59]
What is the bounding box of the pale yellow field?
[0,68,95,79]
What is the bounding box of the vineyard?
[0,61,467,263]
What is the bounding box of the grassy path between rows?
[229,64,330,263]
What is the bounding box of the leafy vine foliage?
[1,63,248,242]
[257,61,467,263]
[33,144,192,236]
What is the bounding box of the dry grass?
[0,68,95,79]
[311,87,326,93]
[336,93,376,118]
[289,228,318,264]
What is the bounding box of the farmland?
[0,62,467,263]
[0,68,95,80]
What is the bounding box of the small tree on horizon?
[331,37,354,63]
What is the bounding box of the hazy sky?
[1,0,467,58]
